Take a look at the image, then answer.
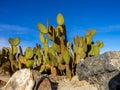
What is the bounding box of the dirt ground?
[0,71,98,90]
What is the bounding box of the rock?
[76,51,120,90]
[0,51,120,90]
[108,73,120,90]
[1,69,35,90]
[0,69,52,90]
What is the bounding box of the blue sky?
[0,0,120,53]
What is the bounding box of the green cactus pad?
[25,47,33,60]
[49,53,58,67]
[79,37,83,47]
[96,40,104,48]
[73,36,79,47]
[91,30,96,36]
[2,48,9,55]
[43,56,50,64]
[76,55,81,64]
[100,42,104,48]
[52,42,61,53]
[39,65,45,73]
[83,43,87,52]
[88,45,100,56]
[48,47,56,56]
[73,46,78,54]
[8,37,20,46]
[39,33,45,43]
[62,49,70,64]
[37,23,48,34]
[77,47,85,55]
[12,46,18,55]
[76,47,86,63]
[66,70,71,79]
[56,13,64,25]
[57,55,64,64]
[86,35,92,45]
[33,47,37,54]
[19,55,27,65]
[93,46,100,55]
[26,60,34,68]
[86,30,96,36]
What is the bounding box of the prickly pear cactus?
[25,47,33,60]
[8,37,20,46]
[56,13,64,25]
[62,49,70,64]
[37,23,48,34]
[0,12,104,79]
[88,40,104,56]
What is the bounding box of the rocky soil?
[0,51,120,90]
[0,73,98,90]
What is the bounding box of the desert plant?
[0,13,104,79]
[37,13,104,79]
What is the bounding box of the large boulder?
[1,69,35,90]
[76,51,120,90]
[0,69,52,90]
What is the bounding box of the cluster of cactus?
[0,13,104,79]
[37,13,72,78]
[0,37,20,75]
[73,30,104,63]
[37,13,104,78]
[0,37,37,75]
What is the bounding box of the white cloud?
[0,24,38,36]
[0,24,29,31]
[0,24,39,52]
[95,25,120,32]
[0,38,10,49]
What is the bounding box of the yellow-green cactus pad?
[8,37,20,46]
[62,49,70,64]
[25,47,33,60]
[39,33,45,43]
[37,23,48,34]
[56,13,64,25]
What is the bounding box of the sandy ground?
[57,76,98,90]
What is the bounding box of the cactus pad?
[56,13,64,25]
[25,47,33,60]
[37,23,48,34]
[8,37,20,46]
